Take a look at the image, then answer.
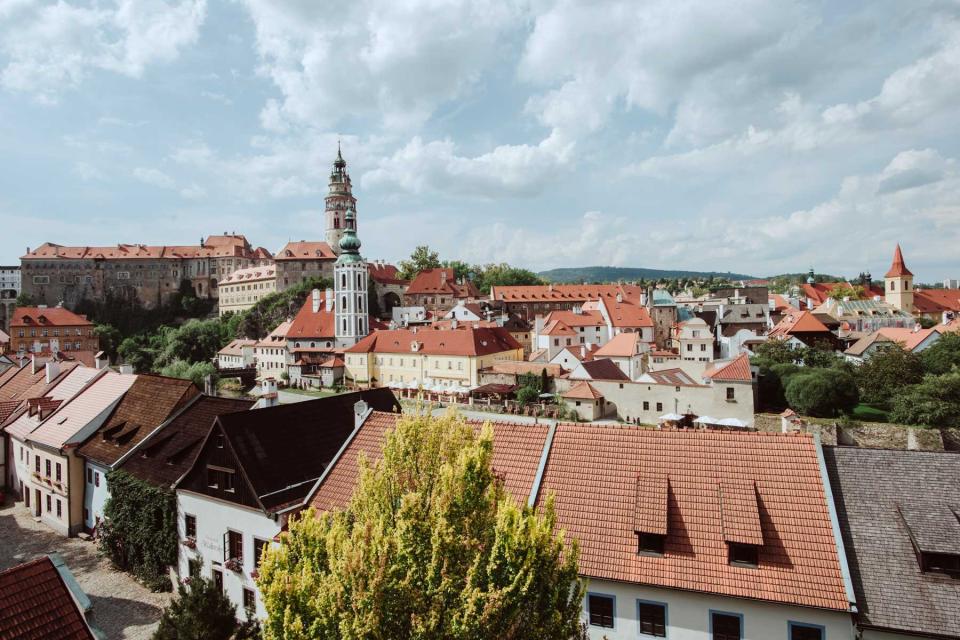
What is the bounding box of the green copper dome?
[337,209,363,264]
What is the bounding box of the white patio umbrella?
[694,415,718,424]
[717,417,749,428]
[658,413,684,422]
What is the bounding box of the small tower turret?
[884,244,914,314]
[325,143,357,254]
[334,208,368,348]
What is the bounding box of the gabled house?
[844,327,942,363]
[768,310,840,350]
[255,319,291,380]
[216,339,257,369]
[175,389,400,619]
[592,332,646,380]
[569,358,631,383]
[824,447,960,639]
[404,268,480,316]
[307,413,856,640]
[7,369,136,535]
[76,375,199,532]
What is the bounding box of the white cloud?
[132,166,175,189]
[453,148,960,277]
[242,0,525,132]
[0,0,206,101]
[200,90,232,106]
[72,161,105,182]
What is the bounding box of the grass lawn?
[852,403,890,423]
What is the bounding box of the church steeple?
[884,244,914,314]
[334,206,368,348]
[325,143,356,254]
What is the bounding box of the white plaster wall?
[581,380,754,426]
[177,491,280,620]
[83,461,110,530]
[582,578,855,640]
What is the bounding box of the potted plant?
[224,558,242,572]
[182,537,197,550]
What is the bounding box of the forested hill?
[538,266,756,283]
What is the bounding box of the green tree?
[827,284,864,301]
[257,411,586,640]
[751,338,798,366]
[93,323,122,362]
[118,335,157,373]
[236,277,331,339]
[756,363,801,411]
[515,386,539,405]
[441,260,474,282]
[397,245,442,280]
[472,263,545,294]
[888,371,960,428]
[785,369,859,417]
[160,360,218,388]
[920,332,960,375]
[15,292,34,306]
[153,577,260,640]
[855,345,925,408]
[154,318,227,369]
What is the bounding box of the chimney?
[640,290,648,307]
[261,378,279,407]
[312,289,321,313]
[204,374,215,396]
[45,361,60,384]
[913,323,921,333]
[354,399,371,428]
[325,288,333,313]
[616,292,623,303]
[119,364,134,375]
[31,354,39,374]
[451,318,458,330]
[95,352,109,370]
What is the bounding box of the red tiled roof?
[287,294,335,340]
[913,289,960,314]
[309,412,551,512]
[540,425,849,611]
[405,268,479,297]
[345,327,522,357]
[220,265,276,284]
[541,319,577,337]
[704,353,752,382]
[641,368,702,387]
[368,263,407,285]
[875,327,939,351]
[0,556,94,639]
[603,299,654,328]
[801,282,883,306]
[490,284,642,304]
[542,309,605,328]
[273,240,337,261]
[562,381,603,399]
[884,244,913,278]
[11,307,93,328]
[307,417,850,611]
[218,339,258,356]
[768,310,832,338]
[22,236,252,260]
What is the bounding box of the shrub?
[785,369,859,418]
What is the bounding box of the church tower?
[884,244,914,314]
[325,144,357,254]
[334,208,368,349]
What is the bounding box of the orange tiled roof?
[274,241,336,261]
[0,556,95,639]
[875,327,939,351]
[704,353,752,382]
[640,368,703,387]
[540,425,849,611]
[308,416,850,611]
[768,310,832,338]
[913,289,960,314]
[345,327,521,357]
[490,283,642,304]
[11,307,92,328]
[368,263,407,285]
[22,236,252,260]
[309,411,551,511]
[541,320,577,337]
[884,244,913,278]
[593,332,641,358]
[221,265,276,284]
[542,309,605,328]
[405,268,479,298]
[562,381,603,400]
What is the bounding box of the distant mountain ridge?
[538,266,757,283]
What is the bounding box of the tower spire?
[884,243,912,278]
[326,143,355,253]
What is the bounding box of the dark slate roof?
[578,358,630,381]
[218,389,401,512]
[119,395,254,487]
[77,374,198,467]
[0,556,94,640]
[823,446,960,637]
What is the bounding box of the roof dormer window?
[728,542,759,567]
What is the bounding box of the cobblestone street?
[0,499,172,639]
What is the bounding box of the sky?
[1,0,959,282]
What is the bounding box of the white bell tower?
[334,208,368,349]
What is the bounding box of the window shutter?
[223,532,229,562]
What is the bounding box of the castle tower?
[334,208,368,349]
[325,143,357,254]
[884,244,914,314]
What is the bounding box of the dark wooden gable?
[179,419,261,511]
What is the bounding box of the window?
[207,467,220,489]
[223,471,235,492]
[215,434,224,448]
[45,460,51,477]
[55,463,61,482]
[56,499,62,519]
[187,559,201,578]
[185,514,197,538]
[710,611,742,640]
[701,344,707,351]
[638,601,667,637]
[638,532,665,556]
[726,387,735,401]
[226,530,243,563]
[86,468,93,484]
[243,588,256,612]
[789,622,824,640]
[656,402,663,412]
[728,543,758,567]
[587,593,615,628]
[643,401,649,411]
[253,538,269,567]
[922,552,960,576]
[686,344,692,352]
[46,495,52,512]
[94,471,100,487]
[213,569,223,593]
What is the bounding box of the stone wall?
[754,413,949,451]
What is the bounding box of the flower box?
[182,537,197,550]
[250,569,259,580]
[224,558,242,572]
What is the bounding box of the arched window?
[341,274,346,288]
[357,273,362,287]
[342,296,347,308]
[334,216,340,229]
